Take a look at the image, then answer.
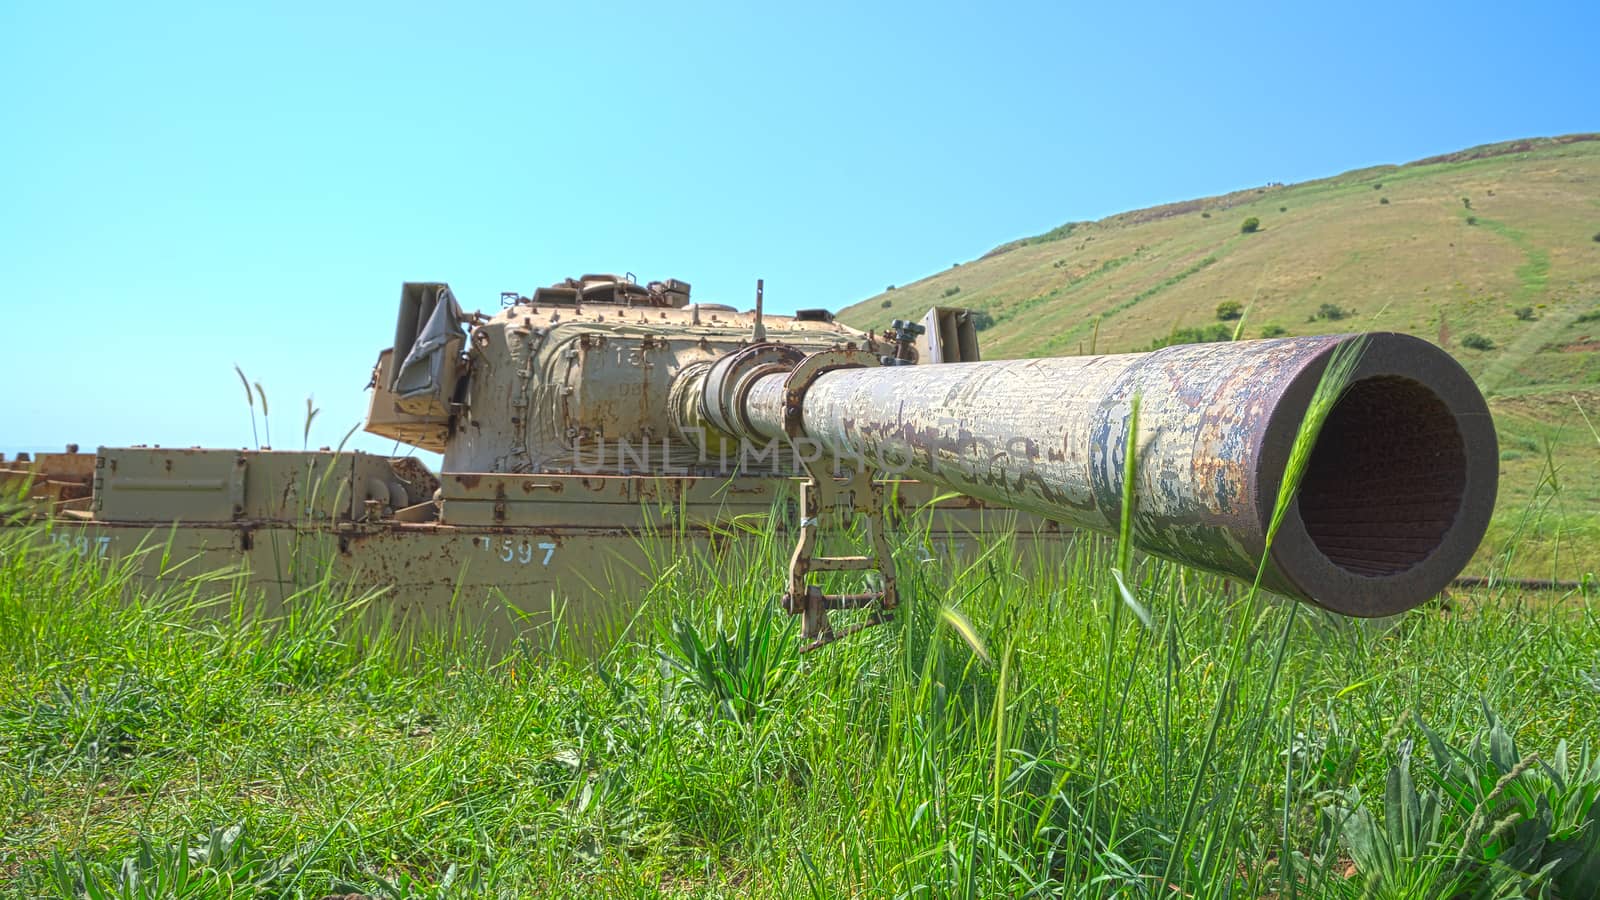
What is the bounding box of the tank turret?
[365,276,970,477]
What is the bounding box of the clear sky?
[3,1,1595,455]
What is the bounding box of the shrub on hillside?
[1279,206,1288,212]
[1215,300,1243,321]
[1145,323,1233,351]
[1592,231,1600,243]
[1022,222,1079,246]
[1466,216,1478,225]
[880,299,892,309]
[1201,211,1212,218]
[941,286,961,298]
[885,284,895,291]
[1260,324,1288,338]
[969,310,995,331]
[1379,197,1390,205]
[1513,306,1536,321]
[1313,303,1354,321]
[1461,333,1496,350]
[1240,217,1261,234]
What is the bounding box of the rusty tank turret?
[4,273,1498,648]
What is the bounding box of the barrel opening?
[1294,375,1468,577]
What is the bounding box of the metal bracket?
[777,349,898,652]
[883,319,925,366]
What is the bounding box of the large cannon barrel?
[705,333,1497,618]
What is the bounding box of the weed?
[656,598,799,725]
[49,825,300,899]
[4,674,168,772]
[1329,706,1600,897]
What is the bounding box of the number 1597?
[477,537,556,566]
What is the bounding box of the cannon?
[690,332,1496,643]
[7,274,1496,647]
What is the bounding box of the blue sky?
[3,1,1596,454]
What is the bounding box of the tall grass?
[2,513,1597,897]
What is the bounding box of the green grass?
[1478,390,1600,578]
[4,489,1598,897]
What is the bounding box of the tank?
[3,273,1498,649]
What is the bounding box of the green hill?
[839,134,1600,581]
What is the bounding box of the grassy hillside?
[841,134,1600,580]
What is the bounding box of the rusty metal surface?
[92,449,428,524]
[744,333,1495,617]
[1,450,96,514]
[398,274,887,476]
[29,471,1064,650]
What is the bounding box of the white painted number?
[478,536,557,567]
[51,533,110,559]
